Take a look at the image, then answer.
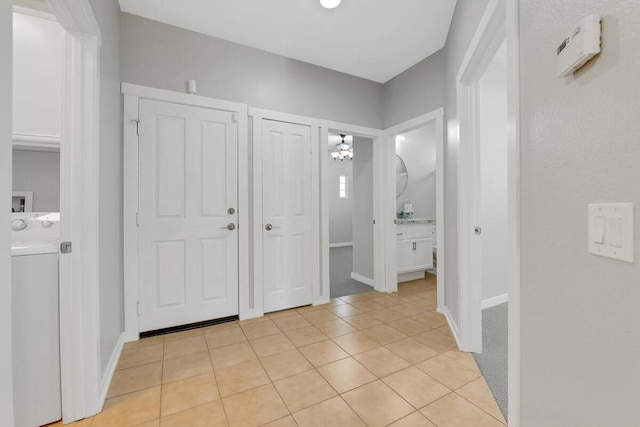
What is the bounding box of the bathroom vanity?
[396,219,435,283]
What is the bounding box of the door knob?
[265,223,280,231]
[220,223,236,231]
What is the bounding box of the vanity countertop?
[396,218,436,225]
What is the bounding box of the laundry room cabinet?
[12,8,64,151]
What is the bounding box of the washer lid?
[11,242,58,256]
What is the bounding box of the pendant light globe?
[320,0,341,9]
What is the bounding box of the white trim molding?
[329,242,353,248]
[42,0,104,422]
[98,333,126,409]
[121,83,250,334]
[350,272,374,287]
[456,0,506,354]
[506,0,522,424]
[437,305,463,350]
[482,293,509,310]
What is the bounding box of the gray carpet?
[473,303,508,421]
[330,246,373,299]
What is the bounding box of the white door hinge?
[232,112,239,123]
[136,212,140,227]
[136,300,141,316]
[132,119,141,136]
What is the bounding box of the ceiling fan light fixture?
[320,0,341,9]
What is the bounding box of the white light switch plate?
[588,203,635,263]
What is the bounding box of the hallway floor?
[57,276,506,426]
[330,246,374,299]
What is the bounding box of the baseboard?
[482,293,509,310]
[397,271,425,283]
[239,311,264,321]
[437,305,463,350]
[329,242,353,248]
[350,272,374,287]
[98,333,126,410]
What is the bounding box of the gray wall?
[0,2,14,424]
[479,46,508,303]
[351,137,374,280]
[12,150,60,212]
[328,158,353,245]
[90,0,124,376]
[395,123,437,219]
[382,49,445,129]
[520,1,640,425]
[442,0,491,326]
[121,13,384,129]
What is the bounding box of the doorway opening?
[384,109,445,314]
[10,0,102,423]
[326,133,375,299]
[457,0,509,420]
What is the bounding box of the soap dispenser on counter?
[402,199,413,218]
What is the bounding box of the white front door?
[262,120,313,313]
[138,99,239,332]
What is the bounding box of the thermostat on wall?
[557,15,601,78]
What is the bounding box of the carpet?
[329,246,373,299]
[473,302,508,421]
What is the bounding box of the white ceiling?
[118,0,457,83]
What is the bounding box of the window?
[339,175,349,199]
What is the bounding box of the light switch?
[592,216,605,244]
[588,203,635,263]
[608,217,622,247]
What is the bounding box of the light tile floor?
[50,276,506,427]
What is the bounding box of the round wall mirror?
[396,154,408,197]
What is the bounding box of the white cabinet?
[13,8,64,151]
[396,223,433,274]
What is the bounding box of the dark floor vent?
[140,315,239,339]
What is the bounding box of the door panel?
[263,120,313,313]
[138,99,238,332]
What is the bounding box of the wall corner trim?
[438,305,463,350]
[350,272,374,287]
[98,333,126,411]
[482,293,509,310]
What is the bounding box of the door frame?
[249,108,322,316]
[43,0,103,422]
[319,121,384,296]
[456,0,506,353]
[382,109,445,306]
[457,0,522,424]
[121,83,249,335]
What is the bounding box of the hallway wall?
[89,0,125,376]
[520,1,640,424]
[382,49,445,129]
[121,13,384,129]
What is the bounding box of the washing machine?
[11,212,62,427]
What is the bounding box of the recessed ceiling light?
[320,0,341,9]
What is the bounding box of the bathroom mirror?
[396,154,408,197]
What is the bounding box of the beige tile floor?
[50,276,506,427]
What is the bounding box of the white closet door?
[138,99,238,332]
[262,120,313,313]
